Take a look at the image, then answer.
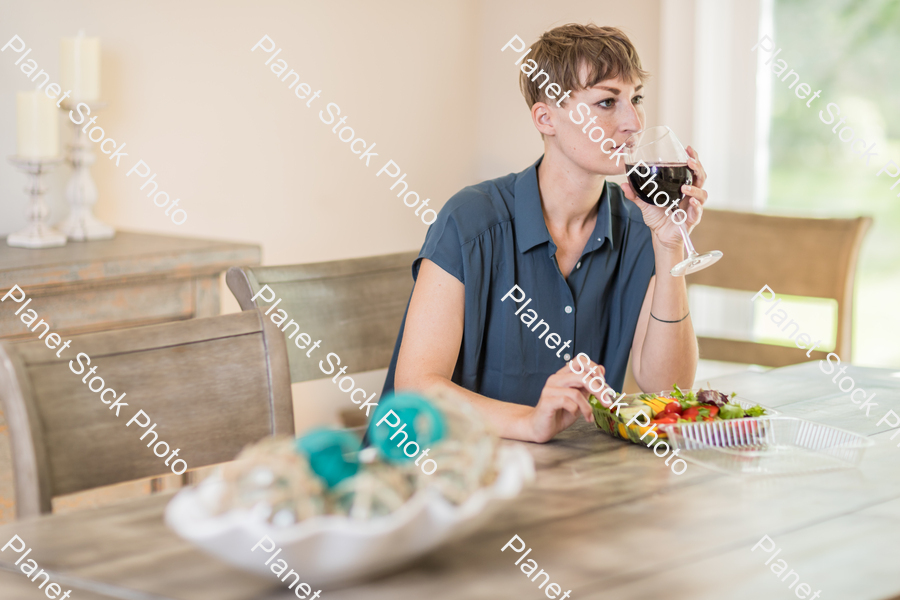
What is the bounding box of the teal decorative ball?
[294,428,361,488]
[369,392,446,463]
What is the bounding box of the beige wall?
[0,0,662,430]
[2,0,661,258]
[1,0,480,264]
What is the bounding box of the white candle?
[16,91,59,159]
[60,32,100,102]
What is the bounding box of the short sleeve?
[414,208,465,284]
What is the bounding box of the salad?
[590,385,768,444]
[645,385,767,427]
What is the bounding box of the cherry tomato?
[683,404,719,422]
[661,401,683,415]
[651,414,679,425]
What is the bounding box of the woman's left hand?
[620,146,708,253]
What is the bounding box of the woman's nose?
[619,102,643,133]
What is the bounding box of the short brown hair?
[519,24,648,108]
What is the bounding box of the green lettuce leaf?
[745,405,767,418]
[718,403,745,420]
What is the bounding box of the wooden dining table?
[2,361,900,600]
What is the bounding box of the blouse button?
[576,261,582,269]
[565,306,573,314]
[564,353,571,361]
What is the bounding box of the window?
[764,0,900,367]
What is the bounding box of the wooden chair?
[0,309,292,518]
[226,251,418,426]
[620,210,871,392]
[688,209,871,367]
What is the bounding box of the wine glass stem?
[677,221,699,257]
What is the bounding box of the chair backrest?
[0,309,292,518]
[687,209,871,367]
[226,251,418,383]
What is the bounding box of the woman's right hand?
[524,360,605,443]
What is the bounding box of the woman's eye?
[597,98,615,108]
[632,95,644,105]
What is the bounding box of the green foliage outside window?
[768,0,900,366]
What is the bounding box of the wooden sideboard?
[0,230,261,522]
[0,231,260,339]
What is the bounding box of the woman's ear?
[531,102,555,137]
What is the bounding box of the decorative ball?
[369,392,446,463]
[294,428,361,488]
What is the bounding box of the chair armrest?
[226,266,257,310]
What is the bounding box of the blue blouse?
[382,157,656,406]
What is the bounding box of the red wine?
[625,163,692,207]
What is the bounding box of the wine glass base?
[670,250,723,277]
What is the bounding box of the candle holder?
[58,100,115,241]
[6,156,67,248]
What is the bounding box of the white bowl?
[164,445,535,588]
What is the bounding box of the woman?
[382,24,706,443]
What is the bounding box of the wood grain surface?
[0,231,261,288]
[0,362,898,600]
[0,309,293,517]
[0,231,263,522]
[227,251,418,384]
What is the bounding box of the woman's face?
[538,72,646,176]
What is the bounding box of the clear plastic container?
[661,416,875,475]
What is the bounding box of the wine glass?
[622,125,722,276]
